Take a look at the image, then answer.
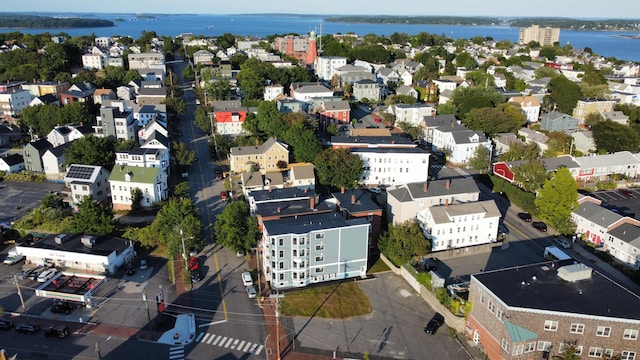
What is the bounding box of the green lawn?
[367,257,390,274]
[279,282,372,319]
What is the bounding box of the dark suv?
[44,325,70,339]
[51,301,74,315]
[517,212,532,222]
[424,312,445,335]
[533,221,548,232]
[0,319,14,330]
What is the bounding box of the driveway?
[289,272,471,360]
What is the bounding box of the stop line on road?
[196,332,264,355]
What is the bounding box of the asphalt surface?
[0,181,64,223]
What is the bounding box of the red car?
[220,191,229,201]
[188,257,199,271]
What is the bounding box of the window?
[279,238,284,246]
[496,309,504,322]
[501,338,510,352]
[623,329,638,340]
[512,344,524,355]
[589,347,603,358]
[292,249,297,256]
[315,232,325,239]
[570,323,585,334]
[597,326,611,337]
[315,255,324,262]
[544,320,558,331]
[279,250,284,257]
[279,262,284,269]
[525,342,536,353]
[315,244,324,251]
[279,273,284,281]
[315,267,323,273]
[621,351,636,360]
[575,346,583,356]
[604,349,614,358]
[487,300,496,314]
[479,293,485,304]
[537,341,552,351]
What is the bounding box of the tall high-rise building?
[518,25,560,46]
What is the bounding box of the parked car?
[189,257,199,271]
[44,325,70,339]
[220,191,230,201]
[553,236,572,249]
[0,319,14,330]
[422,257,439,272]
[498,224,509,237]
[51,301,74,315]
[424,312,445,335]
[241,271,253,287]
[369,187,382,194]
[190,269,202,283]
[139,259,148,271]
[15,323,40,334]
[517,212,532,222]
[27,267,46,281]
[246,285,257,299]
[532,221,548,232]
[618,188,635,198]
[125,263,136,275]
[37,268,58,283]
[4,253,25,265]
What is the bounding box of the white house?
[134,103,167,127]
[352,147,430,187]
[0,153,24,174]
[138,119,168,145]
[0,89,33,116]
[571,197,634,246]
[290,83,333,102]
[418,200,501,252]
[387,104,435,128]
[264,84,284,101]
[605,222,640,270]
[115,147,169,175]
[508,95,541,123]
[46,124,92,147]
[42,143,71,180]
[109,165,168,211]
[315,56,347,81]
[386,177,481,224]
[288,163,315,191]
[63,164,112,209]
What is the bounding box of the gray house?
[261,212,369,290]
[23,138,53,172]
[540,111,580,133]
[352,79,381,102]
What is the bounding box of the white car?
[37,268,58,283]
[246,285,257,299]
[553,236,572,249]
[3,253,24,265]
[241,272,253,287]
[369,187,382,194]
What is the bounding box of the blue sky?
[4,0,639,19]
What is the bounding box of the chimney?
[446,179,451,189]
[351,194,356,204]
[341,186,345,194]
[423,182,428,192]
[451,122,455,128]
[310,196,315,209]
[255,138,259,146]
[277,207,281,213]
[445,198,449,207]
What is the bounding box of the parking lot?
[0,181,63,223]
[583,188,640,218]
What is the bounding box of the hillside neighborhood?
[0,23,639,360]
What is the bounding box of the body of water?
[8,13,640,62]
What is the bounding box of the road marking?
[207,334,217,344]
[242,341,252,351]
[199,333,209,343]
[223,337,234,348]
[254,344,264,354]
[169,345,184,359]
[230,338,239,349]
[237,340,246,351]
[198,319,227,327]
[213,335,224,346]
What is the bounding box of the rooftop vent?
[557,263,592,283]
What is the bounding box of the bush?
[490,176,537,214]
[5,171,47,182]
[435,287,451,308]
[415,271,433,291]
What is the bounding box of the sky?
[3,0,640,19]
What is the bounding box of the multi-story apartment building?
[467,260,640,360]
[572,98,617,121]
[418,200,501,251]
[315,56,347,81]
[63,164,111,210]
[127,52,166,72]
[508,96,541,123]
[261,212,370,290]
[273,34,309,64]
[388,104,435,128]
[94,107,136,141]
[109,164,168,211]
[518,25,560,46]
[352,147,430,186]
[0,88,33,116]
[229,137,289,174]
[21,81,71,99]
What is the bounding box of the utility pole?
[14,275,27,318]
[142,286,155,333]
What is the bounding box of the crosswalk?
[195,332,264,355]
[169,345,184,360]
[431,164,445,170]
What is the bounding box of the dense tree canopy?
[513,159,548,193]
[543,75,581,114]
[463,103,527,136]
[19,102,93,136]
[445,86,505,120]
[535,167,578,235]
[378,220,430,266]
[63,135,116,170]
[69,196,115,234]
[592,120,640,153]
[499,141,541,162]
[467,146,491,172]
[314,148,364,189]
[214,201,259,254]
[281,114,322,163]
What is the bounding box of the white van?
[544,246,571,261]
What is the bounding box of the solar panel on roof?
[66,165,95,180]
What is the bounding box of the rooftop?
[263,212,369,236]
[18,233,130,257]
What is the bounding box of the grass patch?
[279,282,372,319]
[367,258,390,274]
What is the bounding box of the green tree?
[314,148,364,189]
[236,67,265,100]
[448,86,505,120]
[130,188,144,214]
[282,120,322,163]
[70,196,115,234]
[534,66,560,79]
[463,103,527,136]
[378,220,430,266]
[535,167,578,235]
[551,340,582,360]
[543,76,581,114]
[165,97,187,115]
[63,135,115,170]
[584,112,604,127]
[174,182,190,199]
[172,141,197,168]
[214,201,259,254]
[513,159,548,193]
[468,146,491,172]
[140,198,203,256]
[115,139,137,152]
[193,106,212,134]
[499,141,541,162]
[592,120,640,153]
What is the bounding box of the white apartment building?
[315,56,347,81]
[352,147,430,187]
[109,165,168,211]
[518,25,560,46]
[418,200,501,252]
[509,96,541,123]
[388,104,435,128]
[0,89,33,116]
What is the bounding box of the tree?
[130,188,144,213]
[468,146,491,172]
[447,86,505,120]
[282,120,322,163]
[584,112,604,127]
[193,106,212,134]
[535,167,578,235]
[378,220,430,266]
[314,148,364,189]
[70,196,115,234]
[534,66,559,79]
[513,159,548,193]
[592,120,640,153]
[543,76,581,114]
[551,340,582,360]
[499,141,540,162]
[463,103,527,136]
[236,67,264,100]
[63,135,115,170]
[214,201,258,254]
[165,97,187,115]
[172,141,197,168]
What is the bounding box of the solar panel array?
[66,165,95,180]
